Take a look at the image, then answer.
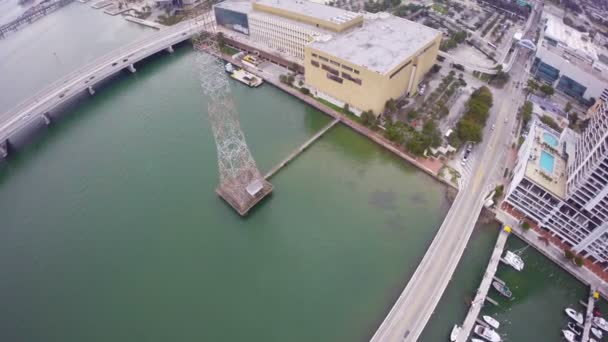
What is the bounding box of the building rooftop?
[215,0,254,14]
[523,121,568,199]
[310,14,441,74]
[253,0,361,25]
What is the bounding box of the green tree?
[456,119,482,143]
[564,102,572,113]
[385,99,397,114]
[540,115,561,132]
[217,32,226,49]
[569,112,579,127]
[574,255,584,267]
[564,249,575,260]
[521,101,533,126]
[343,103,350,115]
[493,185,504,200]
[385,124,403,143]
[361,110,376,127]
[540,84,555,96]
[286,74,295,85]
[522,221,531,230]
[422,120,442,148]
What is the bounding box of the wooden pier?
[264,118,339,179]
[456,228,509,342]
[582,286,597,342]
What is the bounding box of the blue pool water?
[543,132,559,148]
[540,150,555,174]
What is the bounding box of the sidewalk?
[495,206,608,297]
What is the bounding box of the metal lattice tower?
[192,7,272,215]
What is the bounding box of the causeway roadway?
[0,18,207,150]
[370,4,542,341]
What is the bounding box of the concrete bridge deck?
[0,18,208,155]
[456,229,509,341]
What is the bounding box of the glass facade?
[214,7,250,35]
[532,57,559,83]
[557,75,587,100]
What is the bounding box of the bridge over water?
[0,19,207,155]
[0,0,75,38]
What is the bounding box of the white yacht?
[591,326,603,339]
[474,324,501,342]
[594,316,608,331]
[483,315,500,329]
[562,329,576,342]
[471,339,485,342]
[503,250,524,271]
[450,324,461,341]
[565,307,584,325]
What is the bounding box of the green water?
[0,3,593,341]
[0,7,450,341]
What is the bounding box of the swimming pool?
[540,150,555,174]
[543,132,559,148]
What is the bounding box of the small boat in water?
[591,326,603,339]
[492,281,512,298]
[483,315,500,329]
[474,324,501,342]
[562,329,576,342]
[450,324,461,341]
[565,307,584,325]
[471,339,485,342]
[594,316,608,331]
[567,322,582,336]
[503,250,524,271]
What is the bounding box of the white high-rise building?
[505,99,608,263]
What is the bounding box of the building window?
[319,55,329,62]
[389,60,411,79]
[311,60,319,67]
[327,73,343,83]
[330,60,340,67]
[322,64,340,76]
[312,53,318,58]
[342,72,362,85]
[354,69,360,74]
[342,65,353,72]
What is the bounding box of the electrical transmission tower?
[192,7,272,216]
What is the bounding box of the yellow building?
[304,15,441,116]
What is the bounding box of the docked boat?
[562,329,576,342]
[492,281,513,298]
[225,62,235,74]
[473,324,501,342]
[567,322,582,336]
[594,316,608,331]
[230,69,263,88]
[591,326,603,339]
[483,315,500,329]
[450,324,461,341]
[565,307,584,325]
[471,339,485,342]
[503,250,524,271]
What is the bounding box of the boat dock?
[582,286,597,342]
[456,228,509,342]
[264,118,340,179]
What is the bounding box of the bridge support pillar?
[0,140,8,159]
[166,45,174,54]
[88,86,95,96]
[127,64,136,73]
[42,113,51,125]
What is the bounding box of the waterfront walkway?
[457,228,509,342]
[496,208,608,296]
[264,118,339,179]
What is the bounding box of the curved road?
[0,18,207,145]
[370,3,541,341]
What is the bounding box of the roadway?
[370,3,542,341]
[0,18,207,147]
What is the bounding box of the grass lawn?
[220,46,240,56]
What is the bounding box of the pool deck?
[524,125,567,198]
